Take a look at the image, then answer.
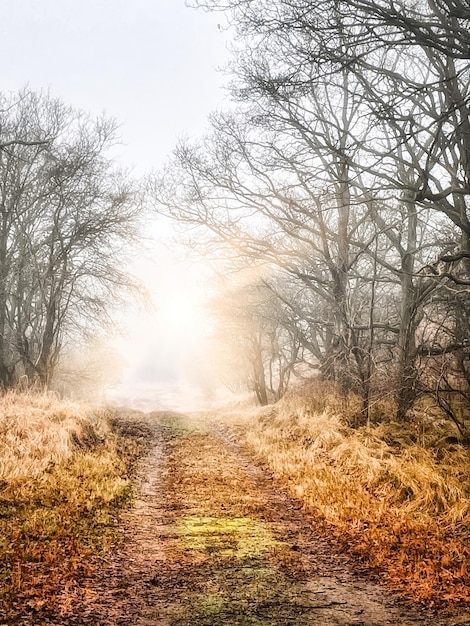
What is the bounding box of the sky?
[0,0,230,173]
[0,0,233,404]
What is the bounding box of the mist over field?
[106,382,232,413]
[103,250,230,411]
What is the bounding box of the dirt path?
[63,412,466,626]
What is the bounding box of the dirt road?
[64,412,466,626]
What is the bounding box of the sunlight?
[105,247,222,411]
[159,286,206,336]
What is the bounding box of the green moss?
[197,593,226,616]
[159,413,204,434]
[180,564,323,625]
[178,516,281,558]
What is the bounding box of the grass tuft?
[235,388,470,608]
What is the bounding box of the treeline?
[155,0,470,436]
[0,90,140,389]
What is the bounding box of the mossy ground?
[178,516,280,557]
[50,409,457,626]
[152,414,417,625]
[8,407,464,624]
[154,415,312,623]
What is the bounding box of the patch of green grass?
[197,592,227,616]
[177,564,325,626]
[159,413,209,438]
[178,516,281,558]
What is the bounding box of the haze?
[0,0,231,405]
[1,0,229,172]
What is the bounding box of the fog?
[104,244,233,412]
[0,1,235,408]
[0,0,230,174]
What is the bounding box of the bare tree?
[155,0,470,426]
[0,89,140,388]
[211,275,307,404]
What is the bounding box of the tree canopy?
[0,89,141,388]
[156,0,470,433]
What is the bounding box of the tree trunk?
[396,196,419,422]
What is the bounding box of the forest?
[0,1,468,437]
[0,90,140,391]
[155,0,470,438]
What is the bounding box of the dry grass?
[231,386,470,608]
[0,392,147,620]
[0,392,107,482]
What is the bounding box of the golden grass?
[232,388,470,608]
[0,391,108,481]
[0,392,146,620]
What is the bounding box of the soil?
[32,411,470,625]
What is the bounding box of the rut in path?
[64,412,462,626]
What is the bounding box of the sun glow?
[106,247,221,410]
[159,287,207,336]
